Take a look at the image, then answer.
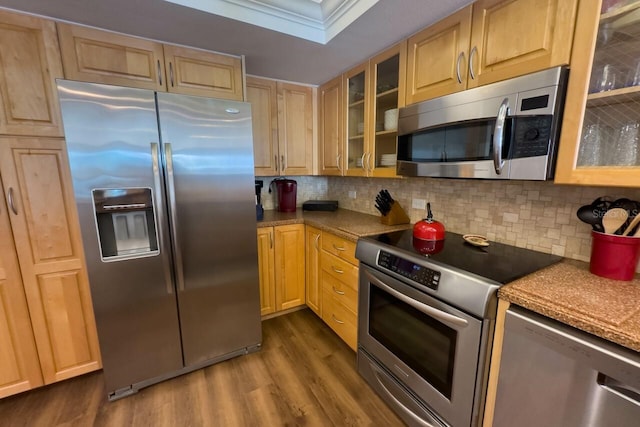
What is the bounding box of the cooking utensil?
[602,208,628,234]
[576,204,603,231]
[622,214,640,236]
[413,203,446,241]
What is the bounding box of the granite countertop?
[257,208,412,242]
[499,260,640,352]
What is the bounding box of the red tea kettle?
[413,203,445,241]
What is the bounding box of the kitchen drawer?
[321,270,358,314]
[321,251,358,289]
[322,288,357,351]
[322,232,357,265]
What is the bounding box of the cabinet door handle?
[314,233,320,250]
[275,155,279,172]
[332,243,345,252]
[366,152,373,172]
[8,187,18,215]
[157,59,163,86]
[469,46,477,80]
[281,155,285,172]
[493,98,509,174]
[269,230,273,249]
[456,52,465,84]
[332,286,345,295]
[169,62,175,87]
[361,153,367,173]
[331,266,344,274]
[337,153,343,175]
[331,314,345,325]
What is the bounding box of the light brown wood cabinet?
[305,225,322,316]
[319,231,358,350]
[406,0,578,104]
[247,77,314,176]
[0,137,101,390]
[256,224,306,317]
[0,180,43,398]
[57,23,243,100]
[0,10,65,137]
[555,0,640,187]
[319,42,405,177]
[318,75,344,175]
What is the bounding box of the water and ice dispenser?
[92,188,159,260]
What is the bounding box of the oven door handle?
[365,270,468,328]
[370,363,444,427]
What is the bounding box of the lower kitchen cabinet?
[256,224,306,317]
[319,231,359,350]
[305,225,322,316]
[0,137,101,391]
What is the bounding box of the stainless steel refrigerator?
[57,80,262,400]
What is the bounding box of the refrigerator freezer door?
[57,81,183,394]
[156,93,262,366]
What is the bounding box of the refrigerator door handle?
[151,142,175,295]
[164,142,185,291]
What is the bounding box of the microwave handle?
[493,98,509,174]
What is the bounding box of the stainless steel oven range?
[355,230,561,426]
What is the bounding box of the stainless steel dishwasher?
[494,307,640,427]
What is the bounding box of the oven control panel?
[378,251,441,290]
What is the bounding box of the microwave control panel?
[378,251,441,290]
[511,116,553,158]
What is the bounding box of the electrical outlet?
[412,198,426,210]
[348,190,357,199]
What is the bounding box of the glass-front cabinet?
[342,42,406,177]
[556,0,640,186]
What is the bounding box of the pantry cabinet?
[256,224,306,317]
[305,225,322,316]
[406,0,578,104]
[318,75,344,175]
[555,0,640,187]
[0,10,65,137]
[57,23,243,100]
[247,77,314,176]
[0,181,43,398]
[0,137,101,387]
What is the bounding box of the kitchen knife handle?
[151,143,174,295]
[165,143,185,291]
[7,187,18,215]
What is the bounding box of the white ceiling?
[0,0,472,85]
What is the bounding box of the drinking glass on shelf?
[627,60,640,87]
[612,122,640,166]
[577,123,605,166]
[593,64,621,92]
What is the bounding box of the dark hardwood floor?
[0,309,405,426]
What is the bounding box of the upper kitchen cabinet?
[247,77,314,176]
[0,137,101,385]
[406,0,578,104]
[556,0,640,187]
[318,75,344,175]
[57,23,243,100]
[344,62,370,177]
[0,10,65,137]
[162,44,243,100]
[406,6,472,104]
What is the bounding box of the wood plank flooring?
[0,309,405,426]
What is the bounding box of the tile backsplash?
[257,176,328,211]
[325,176,640,271]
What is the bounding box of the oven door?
[358,264,483,427]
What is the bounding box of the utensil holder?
[381,201,410,225]
[590,231,640,281]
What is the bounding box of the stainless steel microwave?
[397,66,568,180]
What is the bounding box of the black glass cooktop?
[367,229,562,285]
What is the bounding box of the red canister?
[589,231,640,281]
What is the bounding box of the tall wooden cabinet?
[318,75,344,175]
[555,0,640,187]
[0,178,43,398]
[0,137,101,386]
[256,224,306,317]
[406,0,578,104]
[57,23,244,100]
[247,77,314,176]
[0,10,65,137]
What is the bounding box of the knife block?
[381,201,410,225]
